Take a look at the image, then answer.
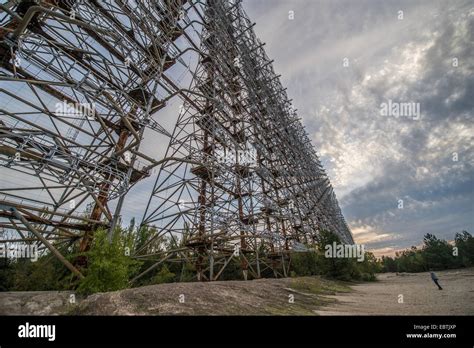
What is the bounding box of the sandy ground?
[315,268,474,315]
[0,291,76,315]
[0,277,346,315]
[1,268,473,315]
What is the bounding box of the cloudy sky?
[115,0,474,257]
[239,0,474,256]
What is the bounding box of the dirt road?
[315,268,474,315]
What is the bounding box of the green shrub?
[178,262,196,282]
[5,246,78,291]
[289,231,380,282]
[0,258,14,291]
[290,250,319,276]
[361,272,376,281]
[77,229,141,295]
[151,264,176,284]
[11,259,60,291]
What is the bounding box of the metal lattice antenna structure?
[0,0,353,280]
[0,0,209,274]
[138,0,353,281]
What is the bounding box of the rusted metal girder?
[0,0,198,272]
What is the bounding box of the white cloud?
[244,0,474,255]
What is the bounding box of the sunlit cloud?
[243,0,474,256]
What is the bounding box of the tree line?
[380,231,474,273]
[0,219,472,294]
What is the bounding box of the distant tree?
[395,246,426,273]
[422,233,456,270]
[358,251,382,280]
[381,256,397,272]
[133,224,156,254]
[455,231,474,266]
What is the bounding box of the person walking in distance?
[430,271,443,290]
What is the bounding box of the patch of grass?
[63,303,82,315]
[263,305,315,316]
[290,276,352,295]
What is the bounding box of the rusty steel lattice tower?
[0,0,353,280]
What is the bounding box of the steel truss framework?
[0,0,353,281]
